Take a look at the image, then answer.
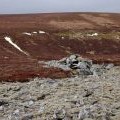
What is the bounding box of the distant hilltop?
[0,12,120,30]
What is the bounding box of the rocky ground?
[0,55,120,120]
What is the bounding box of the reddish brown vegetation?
[0,68,71,82]
[0,12,120,82]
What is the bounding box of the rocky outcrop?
[42,55,114,77]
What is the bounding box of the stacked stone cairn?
[59,54,114,76]
[41,54,114,77]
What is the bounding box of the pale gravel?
[0,66,120,120]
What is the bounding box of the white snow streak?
[39,31,45,34]
[4,37,28,56]
[32,32,37,34]
[87,33,98,36]
[22,32,32,36]
[22,31,46,35]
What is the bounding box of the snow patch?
[22,32,32,36]
[32,32,37,34]
[4,37,29,56]
[39,31,45,34]
[61,36,65,39]
[87,33,98,37]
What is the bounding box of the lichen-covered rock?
[41,55,112,76]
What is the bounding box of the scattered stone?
[37,94,46,100]
[83,89,93,97]
[78,104,112,120]
[69,54,78,60]
[41,60,70,71]
[28,100,34,106]
[0,106,4,111]
[12,86,21,91]
[53,109,66,119]
[13,109,20,116]
[21,114,33,120]
[90,66,103,76]
[38,104,45,113]
[0,99,9,106]
[105,63,114,70]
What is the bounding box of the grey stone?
[53,109,66,119]
[83,89,94,97]
[84,118,93,120]
[0,106,4,111]
[59,57,67,64]
[28,100,34,106]
[12,86,21,91]
[77,62,88,69]
[78,104,112,120]
[0,99,9,106]
[21,114,33,120]
[78,106,93,120]
[105,63,114,70]
[69,55,77,60]
[42,60,70,71]
[13,109,20,116]
[38,105,45,113]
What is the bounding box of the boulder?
[105,63,114,70]
[69,54,78,60]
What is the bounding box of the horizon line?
[0,11,120,16]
